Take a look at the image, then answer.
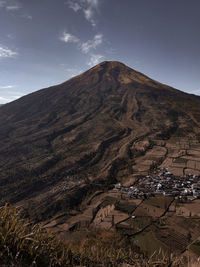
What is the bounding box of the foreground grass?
[0,204,192,266]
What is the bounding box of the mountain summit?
[0,61,200,219]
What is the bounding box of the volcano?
[0,61,200,220]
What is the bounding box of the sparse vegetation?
[115,201,136,214]
[0,204,187,266]
[190,241,200,256]
[0,204,71,266]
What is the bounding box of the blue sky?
[0,0,200,103]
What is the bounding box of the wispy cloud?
[0,85,15,89]
[59,31,104,67]
[66,0,99,26]
[83,7,95,26]
[0,94,22,104]
[67,0,81,12]
[0,0,33,20]
[88,54,104,67]
[6,4,21,11]
[0,96,9,102]
[60,31,80,43]
[0,45,18,58]
[59,32,103,54]
[0,0,21,11]
[21,14,32,20]
[80,34,103,54]
[189,89,200,94]
[0,87,24,103]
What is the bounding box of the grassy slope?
[0,204,183,267]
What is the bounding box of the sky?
[0,0,200,104]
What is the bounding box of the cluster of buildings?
[115,168,200,199]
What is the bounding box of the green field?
[115,201,136,214]
[131,230,168,257]
[190,241,200,256]
[144,196,173,209]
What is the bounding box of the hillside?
[0,61,200,221]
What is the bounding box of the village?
[115,168,200,200]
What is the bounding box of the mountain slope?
[0,61,200,220]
